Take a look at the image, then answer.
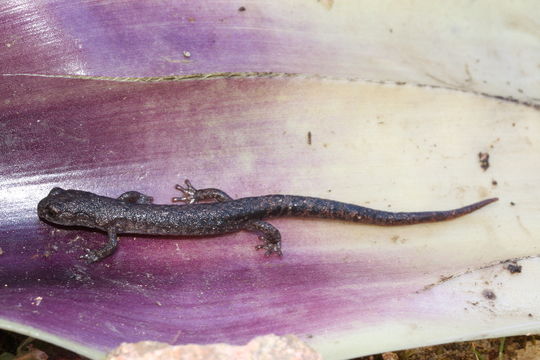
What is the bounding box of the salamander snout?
[37,187,68,223]
[37,187,99,227]
[37,198,64,222]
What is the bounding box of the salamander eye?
[46,204,62,217]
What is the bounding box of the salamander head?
[37,187,98,227]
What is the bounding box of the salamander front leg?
[245,221,283,257]
[172,179,233,204]
[80,229,119,263]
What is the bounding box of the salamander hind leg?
[172,179,233,204]
[245,221,283,257]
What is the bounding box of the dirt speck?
[238,6,246,12]
[478,152,490,171]
[482,289,496,300]
[307,131,312,145]
[506,262,522,274]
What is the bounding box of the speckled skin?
[37,180,498,262]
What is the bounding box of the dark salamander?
[37,180,498,263]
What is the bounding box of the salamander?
[37,179,498,262]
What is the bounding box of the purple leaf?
[0,0,537,106]
[1,2,539,359]
[0,76,427,358]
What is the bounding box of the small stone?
[106,334,322,360]
[382,352,399,360]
